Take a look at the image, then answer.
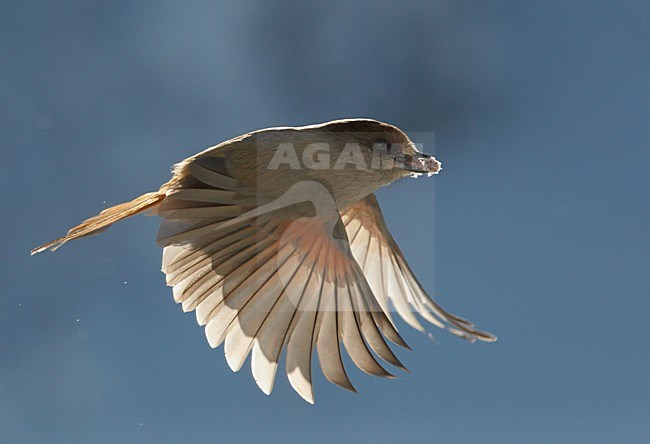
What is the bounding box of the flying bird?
[32,118,495,403]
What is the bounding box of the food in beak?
[406,153,442,177]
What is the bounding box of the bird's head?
[226,118,441,208]
[314,118,441,179]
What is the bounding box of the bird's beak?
[402,151,441,176]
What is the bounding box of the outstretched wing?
[340,193,496,343]
[157,154,408,403]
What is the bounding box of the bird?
[32,118,496,403]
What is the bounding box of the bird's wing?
[157,154,408,403]
[340,193,496,343]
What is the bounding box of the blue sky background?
[2,1,648,442]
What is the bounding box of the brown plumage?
[32,118,495,403]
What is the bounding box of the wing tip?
[254,378,274,396]
[394,361,409,373]
[293,385,316,404]
[299,391,316,404]
[225,352,245,373]
[332,378,357,394]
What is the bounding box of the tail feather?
[31,191,165,255]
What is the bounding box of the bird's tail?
[31,190,165,255]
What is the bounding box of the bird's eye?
[372,138,390,154]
